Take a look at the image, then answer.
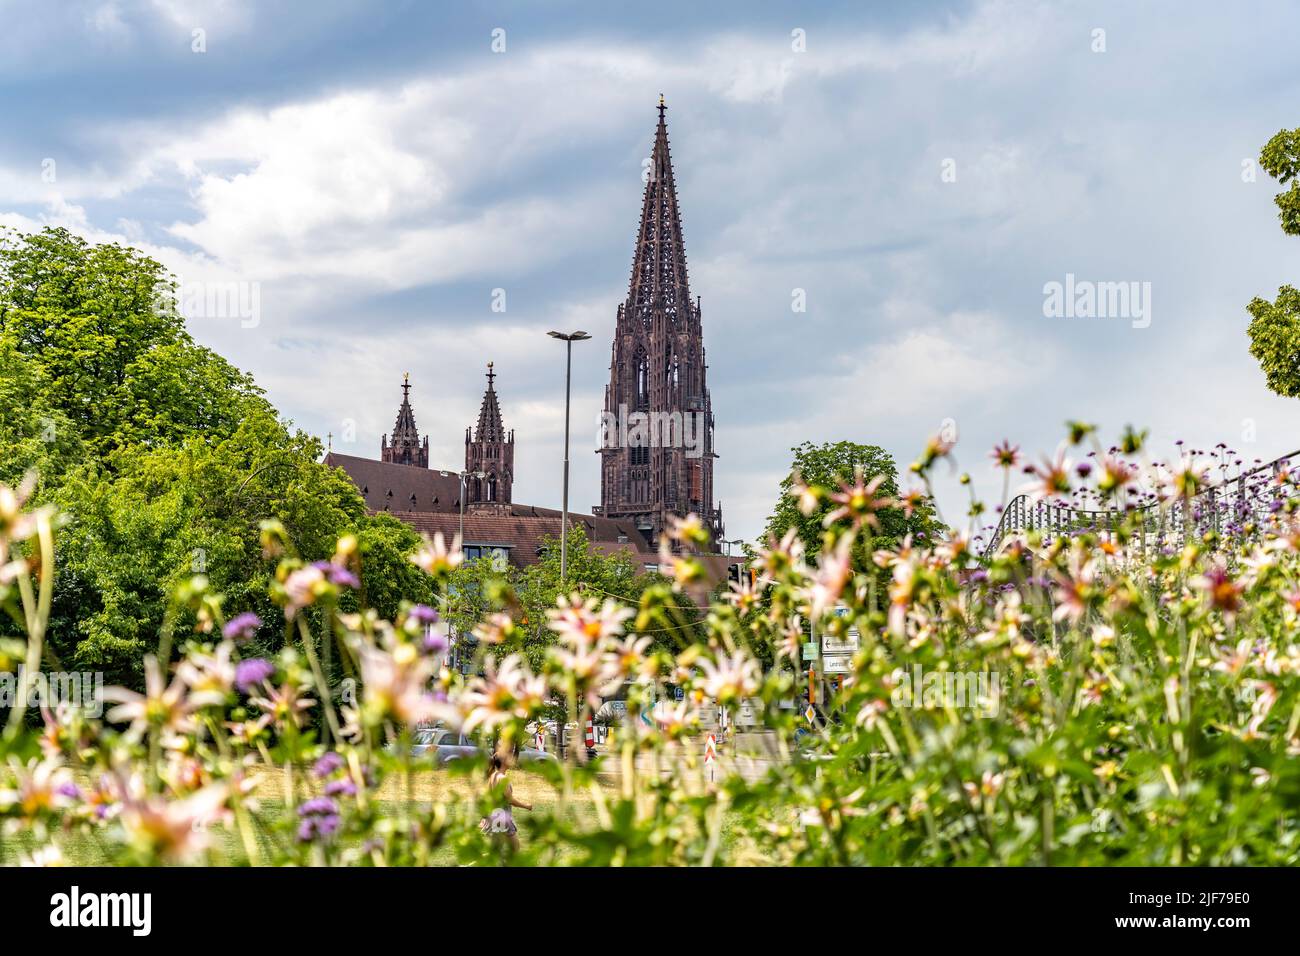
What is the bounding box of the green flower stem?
[296,616,342,745]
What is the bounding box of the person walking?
[479,750,532,854]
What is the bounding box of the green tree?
[0,227,428,687]
[1247,129,1300,396]
[44,410,414,682]
[0,226,269,458]
[763,440,942,569]
[0,337,83,487]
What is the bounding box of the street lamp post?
[439,469,486,675]
[457,469,486,545]
[547,330,591,589]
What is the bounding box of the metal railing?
[977,449,1300,561]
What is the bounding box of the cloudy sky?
[3,0,1299,542]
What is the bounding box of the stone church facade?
[594,98,723,550]
[327,100,729,572]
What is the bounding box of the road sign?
[802,642,818,661]
[822,655,851,675]
[822,629,859,655]
[736,698,759,728]
[704,733,717,764]
[804,704,816,723]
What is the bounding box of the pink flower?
[102,655,197,741]
[461,654,547,735]
[807,536,853,621]
[698,650,761,705]
[410,532,464,577]
[989,440,1021,469]
[1021,444,1072,501]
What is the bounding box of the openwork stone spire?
[596,98,722,550]
[381,372,429,468]
[465,362,514,506]
[626,93,693,328]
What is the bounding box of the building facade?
[595,98,723,549]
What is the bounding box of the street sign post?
[822,631,859,656]
[822,655,851,675]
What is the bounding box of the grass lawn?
[11,764,772,866]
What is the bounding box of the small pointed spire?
[382,372,428,467]
[466,361,514,506]
[473,363,506,443]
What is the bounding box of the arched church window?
[635,352,649,410]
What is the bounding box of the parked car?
[396,727,556,765]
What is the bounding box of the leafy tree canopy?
[0,226,270,460]
[763,440,943,570]
[1247,130,1300,396]
[0,226,427,684]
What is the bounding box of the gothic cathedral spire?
[596,98,722,550]
[465,361,514,507]
[381,372,429,468]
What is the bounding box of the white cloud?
[5,0,1300,540]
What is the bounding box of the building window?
[635,353,649,409]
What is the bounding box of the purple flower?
[235,657,275,693]
[297,814,341,843]
[408,604,439,625]
[57,781,81,800]
[223,612,262,643]
[298,796,339,817]
[313,752,344,778]
[423,632,449,655]
[296,796,341,841]
[312,560,359,589]
[325,778,357,797]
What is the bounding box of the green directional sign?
[802,642,818,661]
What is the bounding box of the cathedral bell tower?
[595,97,722,551]
[465,362,514,513]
